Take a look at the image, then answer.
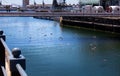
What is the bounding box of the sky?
[1,0,99,6]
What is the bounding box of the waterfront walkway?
[0,12,119,17]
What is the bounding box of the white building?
[92,6,104,13]
[109,6,120,13]
[82,5,93,14]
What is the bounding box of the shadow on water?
[62,24,120,40]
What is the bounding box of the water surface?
[0,17,120,76]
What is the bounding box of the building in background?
[23,0,29,7]
[109,0,119,5]
[52,0,58,9]
[100,0,119,9]
[57,0,66,5]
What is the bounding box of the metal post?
[0,30,5,67]
[8,48,26,76]
[0,39,5,67]
[0,30,6,41]
[0,30,5,76]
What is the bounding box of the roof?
[81,0,99,4]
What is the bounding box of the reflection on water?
[0,17,120,76]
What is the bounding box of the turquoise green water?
[0,17,120,76]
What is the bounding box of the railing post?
[0,30,6,76]
[0,30,5,67]
[0,40,5,76]
[0,30,6,41]
[8,48,26,76]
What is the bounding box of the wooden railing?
[0,30,28,76]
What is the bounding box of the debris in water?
[93,36,96,39]
[29,37,32,39]
[103,59,107,62]
[91,46,96,51]
[89,43,93,47]
[44,34,47,36]
[59,37,63,40]
[50,33,53,35]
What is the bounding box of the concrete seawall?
[33,16,60,21]
[61,16,120,33]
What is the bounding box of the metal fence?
[0,30,28,76]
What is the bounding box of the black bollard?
[9,48,26,76]
[0,30,3,35]
[12,48,21,58]
[0,30,5,41]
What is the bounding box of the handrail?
[1,66,7,76]
[0,38,13,58]
[16,64,28,76]
[0,31,27,76]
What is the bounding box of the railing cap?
[12,48,21,58]
[0,30,3,35]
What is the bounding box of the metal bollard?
[8,48,26,76]
[0,30,6,41]
[12,48,21,58]
[0,30,3,35]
